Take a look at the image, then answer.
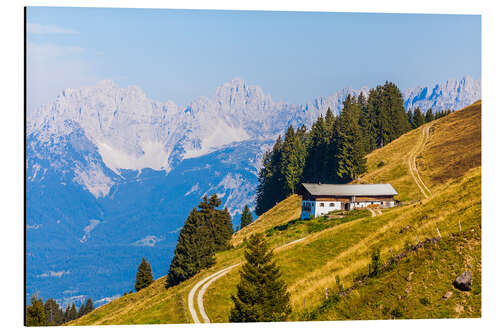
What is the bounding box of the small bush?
[390,306,404,318]
[377,160,386,168]
[419,297,430,306]
[370,248,382,277]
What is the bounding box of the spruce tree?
[240,204,253,229]
[81,299,94,316]
[406,109,414,129]
[135,257,154,292]
[44,298,64,325]
[229,233,291,322]
[256,136,284,215]
[166,207,215,287]
[68,303,78,321]
[63,305,71,323]
[336,95,367,182]
[280,126,305,194]
[425,108,434,123]
[26,294,46,326]
[302,115,328,183]
[213,207,233,251]
[413,107,425,128]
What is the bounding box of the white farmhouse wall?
[301,199,395,219]
[314,201,342,217]
[301,200,342,219]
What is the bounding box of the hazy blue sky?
[27,7,481,111]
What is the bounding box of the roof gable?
[300,183,398,197]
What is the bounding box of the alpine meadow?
[25,7,481,326]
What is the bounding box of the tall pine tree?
[280,126,306,194]
[413,107,425,128]
[68,303,78,321]
[26,294,46,326]
[44,298,64,325]
[135,257,154,291]
[425,108,434,123]
[167,207,215,287]
[256,137,285,215]
[240,204,253,229]
[229,233,291,322]
[335,95,367,182]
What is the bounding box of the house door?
[344,203,349,210]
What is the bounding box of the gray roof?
[301,183,398,197]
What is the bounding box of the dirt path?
[188,237,306,323]
[367,208,382,217]
[408,125,432,198]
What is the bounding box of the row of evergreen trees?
[166,194,233,288]
[256,81,444,215]
[406,107,452,129]
[26,294,94,326]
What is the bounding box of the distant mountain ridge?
[28,76,480,188]
[403,75,481,111]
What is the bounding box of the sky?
[26,7,481,112]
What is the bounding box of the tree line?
[26,294,94,326]
[256,81,452,215]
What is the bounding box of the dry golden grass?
[418,100,481,187]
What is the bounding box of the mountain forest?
[256,81,451,215]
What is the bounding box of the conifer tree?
[302,115,328,183]
[336,95,367,182]
[229,233,291,322]
[44,298,64,325]
[68,303,78,321]
[413,107,425,128]
[425,108,434,123]
[406,109,414,129]
[213,207,233,251]
[280,126,305,194]
[82,299,94,316]
[240,204,253,229]
[198,194,233,252]
[26,294,46,326]
[166,207,215,287]
[135,257,154,291]
[63,305,71,323]
[256,136,284,215]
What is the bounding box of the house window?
[329,203,335,207]
[320,203,324,207]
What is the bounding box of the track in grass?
[188,237,307,323]
[408,125,432,199]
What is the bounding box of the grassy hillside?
[70,100,481,324]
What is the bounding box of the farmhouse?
[298,183,398,220]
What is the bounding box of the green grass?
[265,210,370,240]
[300,226,481,320]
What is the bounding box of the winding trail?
[367,208,377,217]
[408,125,432,198]
[188,237,306,323]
